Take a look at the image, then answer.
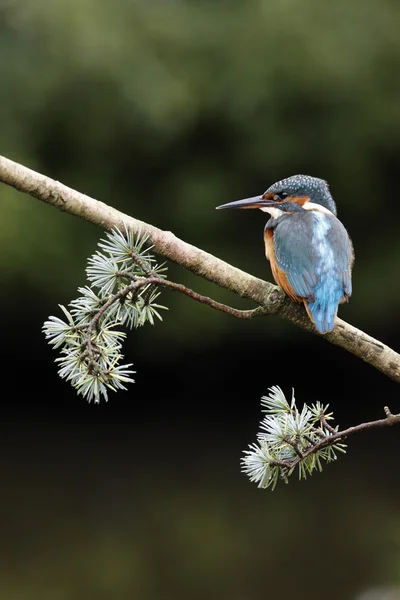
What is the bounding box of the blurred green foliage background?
[1,1,400,598]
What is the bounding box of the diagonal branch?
[1,154,400,383]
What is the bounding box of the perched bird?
[216,175,354,334]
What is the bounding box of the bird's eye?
[277,191,288,200]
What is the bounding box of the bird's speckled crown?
[265,175,337,216]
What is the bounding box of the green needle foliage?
[43,227,168,403]
[241,386,347,490]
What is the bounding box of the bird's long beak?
[216,195,268,210]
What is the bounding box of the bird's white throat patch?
[259,206,285,219]
[303,201,335,217]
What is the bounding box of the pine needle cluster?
[42,227,167,403]
[241,386,347,490]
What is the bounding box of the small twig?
[303,434,317,446]
[309,426,326,438]
[384,406,393,417]
[283,436,305,458]
[321,414,337,435]
[83,270,265,371]
[270,459,293,470]
[120,271,269,319]
[127,248,154,277]
[153,278,270,319]
[278,408,400,471]
[81,264,268,376]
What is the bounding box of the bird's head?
[216,175,337,217]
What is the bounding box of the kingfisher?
[216,175,354,334]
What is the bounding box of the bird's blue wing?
[272,211,353,332]
[272,212,318,301]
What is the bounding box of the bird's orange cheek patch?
[290,195,310,206]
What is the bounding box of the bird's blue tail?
[306,288,344,334]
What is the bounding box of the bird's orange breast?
[264,229,301,303]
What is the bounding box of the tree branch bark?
[1,154,399,383]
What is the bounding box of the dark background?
[1,1,400,598]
